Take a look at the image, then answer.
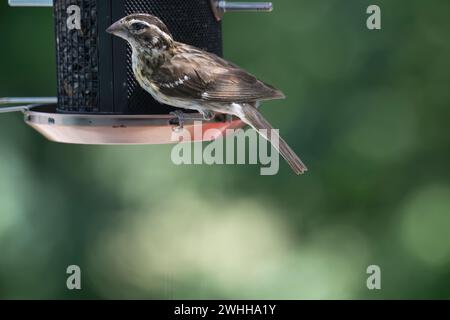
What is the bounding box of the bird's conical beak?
[106,20,126,38]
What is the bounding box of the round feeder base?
[21,104,245,145]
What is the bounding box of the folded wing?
[153,47,285,103]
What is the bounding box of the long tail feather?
[240,105,307,175]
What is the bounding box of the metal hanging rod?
[0,97,57,105]
[210,0,273,21]
[8,0,52,6]
[8,0,275,22]
[0,97,57,113]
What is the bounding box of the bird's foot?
[170,110,217,130]
[199,110,216,121]
[170,110,186,131]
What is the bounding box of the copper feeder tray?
[0,101,244,145]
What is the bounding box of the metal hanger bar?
[210,0,273,21]
[0,97,57,105]
[220,1,273,13]
[0,97,57,113]
[8,0,52,6]
[0,105,32,113]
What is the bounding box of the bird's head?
[106,14,174,51]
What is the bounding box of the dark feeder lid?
[2,0,273,145]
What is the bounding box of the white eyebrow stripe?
[129,19,152,28]
[127,19,173,42]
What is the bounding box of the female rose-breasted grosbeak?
[107,14,307,174]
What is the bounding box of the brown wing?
[152,46,285,103]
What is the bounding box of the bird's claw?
[170,111,186,131]
[200,110,216,121]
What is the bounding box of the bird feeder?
[0,0,273,145]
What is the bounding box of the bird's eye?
[130,22,147,33]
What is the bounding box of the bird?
[107,14,307,174]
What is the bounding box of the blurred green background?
[0,0,449,299]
